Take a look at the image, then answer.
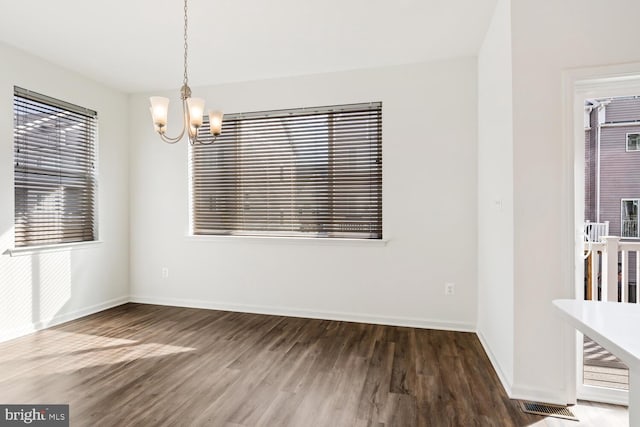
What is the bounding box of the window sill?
[185,234,388,247]
[4,240,103,257]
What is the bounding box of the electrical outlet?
[161,267,169,279]
[445,283,455,296]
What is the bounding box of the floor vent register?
[519,400,578,421]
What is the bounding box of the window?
[621,199,639,238]
[626,133,640,151]
[190,102,382,239]
[14,87,97,248]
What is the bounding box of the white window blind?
[14,87,97,248]
[191,102,382,239]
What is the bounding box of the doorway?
[572,71,640,405]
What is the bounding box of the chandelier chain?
[183,0,189,87]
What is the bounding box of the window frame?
[12,86,98,250]
[621,198,640,239]
[189,102,383,241]
[626,132,640,152]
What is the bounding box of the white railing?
[584,236,640,303]
[584,221,609,242]
[622,219,638,239]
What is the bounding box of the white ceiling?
[0,0,497,93]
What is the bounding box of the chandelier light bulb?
[208,111,224,136]
[149,97,169,130]
[187,97,206,129]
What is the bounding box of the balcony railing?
[584,221,609,242]
[584,236,639,303]
[582,235,636,391]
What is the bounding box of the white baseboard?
[0,296,129,343]
[476,330,570,405]
[476,329,513,397]
[128,295,476,332]
[577,384,628,406]
[510,384,568,406]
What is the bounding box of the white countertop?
[553,299,640,370]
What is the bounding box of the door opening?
[574,78,640,405]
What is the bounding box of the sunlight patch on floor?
[0,330,195,382]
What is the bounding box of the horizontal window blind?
[191,102,382,239]
[14,87,97,247]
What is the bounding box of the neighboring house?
[585,96,640,297]
[585,96,640,236]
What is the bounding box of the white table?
[553,299,640,426]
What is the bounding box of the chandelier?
[149,0,223,145]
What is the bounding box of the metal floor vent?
[519,401,578,421]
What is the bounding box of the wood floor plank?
[0,303,626,426]
[355,339,395,422]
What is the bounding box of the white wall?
[0,42,130,340]
[509,0,640,403]
[477,0,514,391]
[129,58,479,330]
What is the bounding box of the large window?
[621,199,639,239]
[13,87,97,248]
[190,102,382,239]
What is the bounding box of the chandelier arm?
[196,134,218,145]
[159,131,184,144]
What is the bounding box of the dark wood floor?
[0,304,545,426]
